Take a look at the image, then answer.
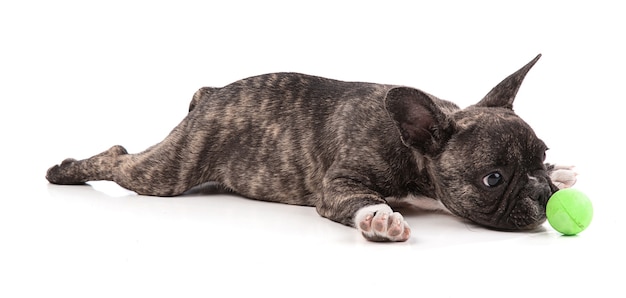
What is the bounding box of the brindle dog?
[47,54,576,241]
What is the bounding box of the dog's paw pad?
[355,204,411,242]
[550,165,577,189]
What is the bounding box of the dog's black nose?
[533,185,552,207]
[528,174,554,206]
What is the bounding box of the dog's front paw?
[549,165,578,189]
[354,204,411,242]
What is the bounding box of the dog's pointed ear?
[476,54,541,109]
[385,87,456,156]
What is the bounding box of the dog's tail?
[189,87,219,112]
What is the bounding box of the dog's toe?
[359,213,374,232]
[60,158,77,166]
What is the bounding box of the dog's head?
[385,54,557,230]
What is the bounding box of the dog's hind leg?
[46,145,129,185]
[47,117,208,197]
[48,86,224,196]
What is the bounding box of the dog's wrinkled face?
[435,107,556,230]
[385,54,557,231]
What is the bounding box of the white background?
[1,1,624,297]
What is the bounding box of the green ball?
[546,189,593,235]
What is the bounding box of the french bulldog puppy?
[47,54,577,242]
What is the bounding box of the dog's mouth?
[448,196,547,231]
[493,183,554,231]
[463,184,553,231]
[502,197,547,230]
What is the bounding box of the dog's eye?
[482,172,503,187]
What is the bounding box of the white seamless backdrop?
[1,1,623,298]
